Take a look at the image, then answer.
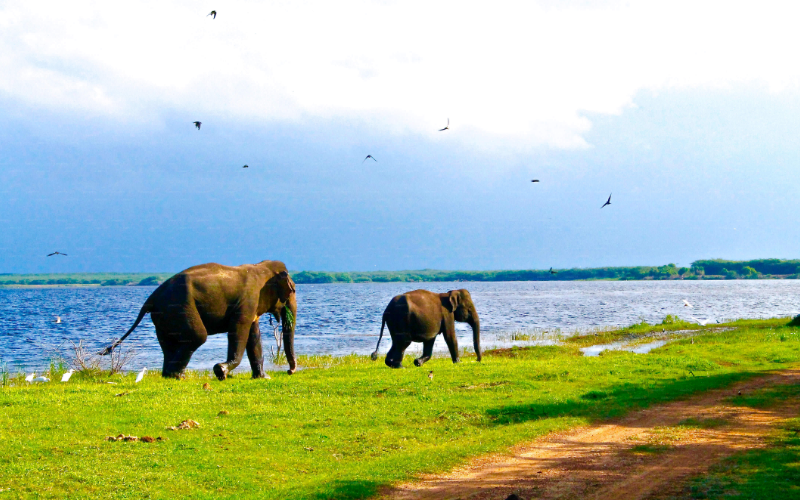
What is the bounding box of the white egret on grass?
[61,369,75,382]
[25,372,35,383]
[32,375,50,383]
[135,367,147,383]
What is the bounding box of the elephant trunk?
[282,295,298,374]
[470,316,482,362]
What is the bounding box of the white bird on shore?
[135,367,147,383]
[61,369,75,382]
[683,299,693,308]
[691,317,719,326]
[25,372,35,383]
[32,375,50,383]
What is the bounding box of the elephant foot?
[414,357,431,367]
[161,371,184,379]
[213,363,228,381]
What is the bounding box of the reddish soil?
[380,369,800,500]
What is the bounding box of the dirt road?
[381,369,800,500]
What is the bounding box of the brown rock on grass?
[218,410,229,417]
[167,419,200,430]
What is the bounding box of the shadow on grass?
[311,480,381,500]
[485,371,757,426]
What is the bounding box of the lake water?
[1,280,799,372]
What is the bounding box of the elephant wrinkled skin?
[371,289,481,368]
[100,260,297,380]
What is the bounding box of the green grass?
[681,384,800,499]
[2,319,800,499]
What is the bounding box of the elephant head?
[442,289,482,362]
[261,266,298,374]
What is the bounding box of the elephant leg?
[385,336,412,368]
[414,338,436,367]
[162,340,201,379]
[156,312,206,379]
[245,320,266,379]
[442,322,461,364]
[214,322,250,381]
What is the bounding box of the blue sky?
[2,1,800,273]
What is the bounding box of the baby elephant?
[371,289,481,368]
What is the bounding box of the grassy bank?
[1,319,800,499]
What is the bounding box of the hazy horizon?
[3,2,800,274]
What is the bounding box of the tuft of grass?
[677,417,728,429]
[631,443,673,454]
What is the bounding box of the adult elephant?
[100,260,297,380]
[371,289,481,368]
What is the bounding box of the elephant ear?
[441,291,459,312]
[276,271,296,302]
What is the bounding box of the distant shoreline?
[2,259,799,286]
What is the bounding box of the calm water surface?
[1,280,799,372]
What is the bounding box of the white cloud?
[2,0,800,147]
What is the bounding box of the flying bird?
[135,367,147,383]
[549,267,557,275]
[690,316,714,326]
[47,251,67,257]
[601,193,612,209]
[193,121,202,130]
[242,165,249,168]
[207,10,217,19]
[438,118,449,131]
[363,155,377,163]
[25,372,35,383]
[683,299,693,309]
[61,369,74,382]
[531,179,539,183]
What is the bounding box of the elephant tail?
[98,303,152,355]
[370,317,386,361]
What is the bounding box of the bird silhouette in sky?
[549,267,557,275]
[438,118,449,131]
[208,10,217,19]
[242,165,249,168]
[363,155,377,163]
[531,179,539,183]
[601,193,612,208]
[47,251,67,257]
[193,121,202,130]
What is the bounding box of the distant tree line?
[292,259,800,284]
[3,259,800,286]
[0,273,170,286]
